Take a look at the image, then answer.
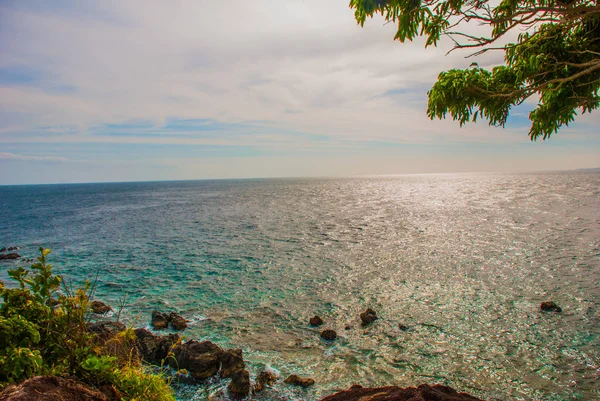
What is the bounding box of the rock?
[220,348,245,378]
[134,328,180,364]
[320,329,337,341]
[169,340,223,380]
[0,247,6,252]
[310,315,324,326]
[360,308,378,326]
[169,312,188,330]
[319,384,482,401]
[253,371,277,393]
[540,301,562,313]
[345,325,352,330]
[90,300,112,314]
[151,310,169,330]
[0,253,20,260]
[284,374,315,388]
[228,369,251,398]
[87,321,126,343]
[7,246,19,251]
[0,376,115,401]
[398,324,409,331]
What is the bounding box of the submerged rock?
[253,371,277,393]
[220,348,245,378]
[360,308,378,326]
[169,312,188,330]
[170,340,223,380]
[0,253,20,260]
[151,310,170,330]
[0,376,116,401]
[310,315,324,326]
[90,300,112,314]
[134,328,179,364]
[319,384,482,401]
[320,329,337,341]
[0,247,6,252]
[284,374,315,388]
[540,301,562,313]
[228,369,251,398]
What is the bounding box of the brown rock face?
[253,371,277,393]
[169,340,223,380]
[319,384,482,401]
[151,311,169,330]
[0,376,116,401]
[220,348,245,378]
[228,369,251,398]
[360,308,378,326]
[169,312,188,330]
[90,300,112,314]
[284,374,315,388]
[87,321,126,343]
[320,329,337,341]
[0,253,20,260]
[134,328,180,364]
[540,301,562,313]
[310,315,324,326]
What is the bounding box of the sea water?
[0,172,598,400]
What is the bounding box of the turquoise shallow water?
[1,172,599,400]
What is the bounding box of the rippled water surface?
[1,172,599,400]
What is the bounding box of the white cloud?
[0,152,69,162]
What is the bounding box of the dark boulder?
[220,348,245,378]
[169,340,223,380]
[228,369,251,398]
[0,247,6,252]
[320,329,337,341]
[87,321,126,343]
[151,310,169,330]
[360,308,378,326]
[0,253,20,260]
[169,312,188,330]
[134,328,180,364]
[398,324,409,331]
[0,376,116,401]
[253,371,277,393]
[319,384,482,401]
[7,246,19,251]
[310,315,324,326]
[90,300,112,314]
[284,374,315,388]
[540,301,562,313]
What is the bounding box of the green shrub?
[0,248,175,400]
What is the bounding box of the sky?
[0,0,598,185]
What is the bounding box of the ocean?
[1,172,599,400]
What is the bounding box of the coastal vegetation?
[350,0,600,139]
[0,248,175,400]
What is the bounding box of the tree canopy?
[349,0,600,139]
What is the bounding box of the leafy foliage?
[0,248,175,400]
[350,0,600,139]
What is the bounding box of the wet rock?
[134,328,180,364]
[169,312,188,330]
[284,374,315,388]
[540,301,562,313]
[7,246,19,251]
[228,369,251,398]
[220,348,245,378]
[87,321,126,343]
[169,340,223,380]
[310,315,324,326]
[0,253,20,260]
[320,329,337,341]
[151,310,169,330]
[253,371,277,393]
[0,376,115,401]
[360,308,378,326]
[0,247,6,252]
[398,324,409,331]
[319,384,482,401]
[90,300,112,314]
